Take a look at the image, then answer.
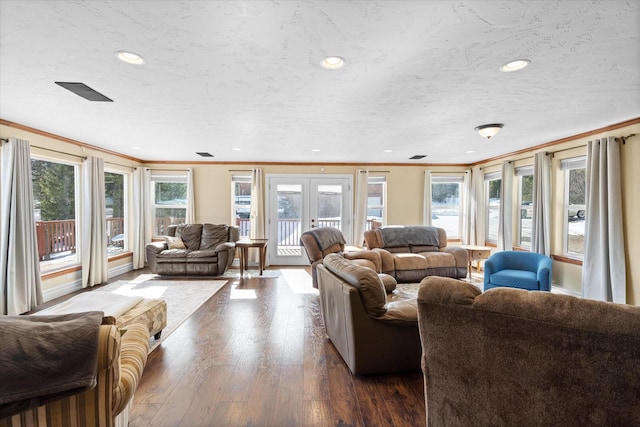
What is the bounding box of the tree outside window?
[518,172,533,248]
[431,177,462,239]
[152,176,187,236]
[32,158,79,273]
[105,171,125,255]
[566,166,586,256]
[486,176,501,243]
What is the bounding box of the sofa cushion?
[393,253,428,271]
[490,269,539,290]
[175,224,203,250]
[156,249,188,259]
[186,249,218,260]
[323,254,387,317]
[201,224,229,250]
[419,251,455,269]
[378,273,397,293]
[379,225,441,247]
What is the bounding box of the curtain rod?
[31,145,87,159]
[0,138,8,143]
[229,169,252,172]
[621,133,636,143]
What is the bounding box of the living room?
[1,1,639,426]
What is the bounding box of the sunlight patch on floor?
[107,283,168,299]
[230,284,258,300]
[280,268,318,295]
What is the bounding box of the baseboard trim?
[43,280,82,302]
[551,286,581,297]
[42,262,134,302]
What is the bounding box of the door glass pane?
[277,184,302,256]
[105,172,125,255]
[317,184,342,229]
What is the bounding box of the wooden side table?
[460,245,492,278]
[236,239,269,276]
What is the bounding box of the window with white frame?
[366,176,386,230]
[232,175,252,238]
[562,157,586,258]
[105,170,126,256]
[484,171,501,244]
[516,166,533,248]
[431,175,464,239]
[151,173,188,236]
[31,157,80,273]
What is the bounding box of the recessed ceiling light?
[466,150,476,154]
[232,147,241,151]
[132,146,141,150]
[384,149,393,153]
[500,59,530,72]
[320,56,345,70]
[116,50,144,65]
[311,148,321,152]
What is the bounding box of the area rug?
[94,278,227,350]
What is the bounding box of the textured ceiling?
[0,0,638,164]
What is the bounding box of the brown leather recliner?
[316,254,421,375]
[300,227,382,288]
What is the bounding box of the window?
[485,172,501,244]
[562,157,586,258]
[232,175,252,238]
[366,176,386,230]
[517,167,533,248]
[151,174,188,236]
[32,158,80,273]
[431,175,463,239]
[105,171,126,256]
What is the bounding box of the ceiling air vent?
[196,152,214,157]
[409,155,427,160]
[55,82,113,102]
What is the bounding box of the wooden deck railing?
[36,218,126,261]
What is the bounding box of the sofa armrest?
[370,248,395,275]
[112,323,149,417]
[213,241,236,253]
[441,246,469,268]
[344,250,381,272]
[146,241,167,254]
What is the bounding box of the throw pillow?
[166,236,186,250]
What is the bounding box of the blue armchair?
[483,251,552,292]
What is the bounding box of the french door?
[267,174,352,265]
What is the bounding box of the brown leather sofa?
[146,223,239,276]
[364,225,468,282]
[417,276,640,426]
[300,227,382,288]
[316,254,422,375]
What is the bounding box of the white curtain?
[354,169,369,247]
[249,168,265,262]
[468,167,485,246]
[461,169,471,244]
[498,161,514,251]
[582,137,626,303]
[132,168,152,269]
[1,138,43,314]
[186,168,195,223]
[81,156,108,288]
[422,170,432,225]
[532,152,551,255]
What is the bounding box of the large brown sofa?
[417,276,640,427]
[146,223,239,276]
[316,254,422,375]
[364,225,468,282]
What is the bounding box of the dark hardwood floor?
[113,267,427,427]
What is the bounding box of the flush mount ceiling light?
[475,123,504,139]
[116,50,144,65]
[500,59,530,72]
[320,56,345,70]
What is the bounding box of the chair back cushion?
[200,224,229,249]
[323,254,387,317]
[175,224,203,250]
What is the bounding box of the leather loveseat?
[146,223,239,276]
[364,225,468,282]
[417,276,640,426]
[316,253,422,375]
